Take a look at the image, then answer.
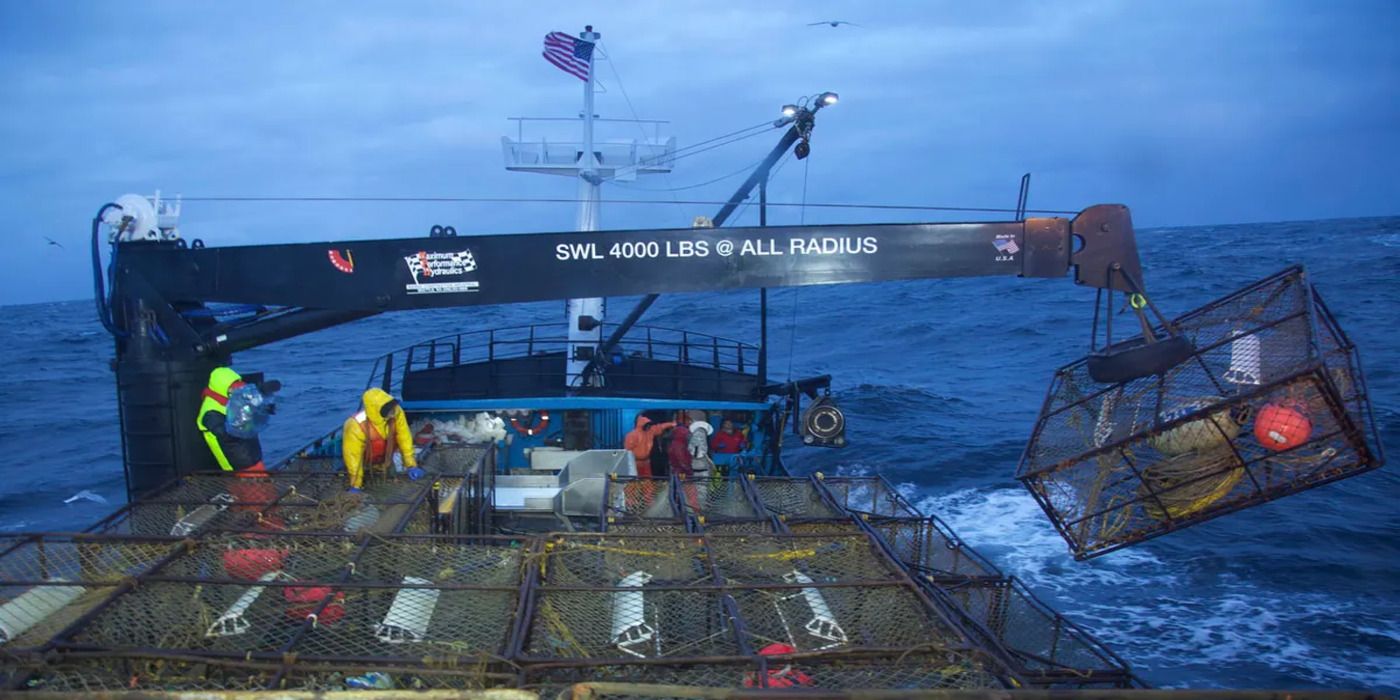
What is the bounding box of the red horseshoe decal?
[328,249,355,274]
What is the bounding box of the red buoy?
[1253,402,1312,451]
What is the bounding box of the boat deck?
[0,444,1141,695]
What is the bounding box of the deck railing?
[365,322,760,398]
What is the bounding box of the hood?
[360,388,396,433]
[207,367,244,397]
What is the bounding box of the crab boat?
[0,26,1384,698]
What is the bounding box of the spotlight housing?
[817,91,839,107]
[781,104,799,118]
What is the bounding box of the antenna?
[1015,173,1031,221]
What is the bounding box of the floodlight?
[818,92,839,107]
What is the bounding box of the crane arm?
[115,204,1141,316]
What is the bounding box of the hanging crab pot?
[1017,266,1383,560]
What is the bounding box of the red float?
[1253,402,1312,451]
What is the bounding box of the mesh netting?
[276,662,515,692]
[707,534,904,585]
[70,579,306,654]
[292,584,517,661]
[154,534,356,581]
[1018,268,1383,559]
[539,535,710,588]
[143,473,304,503]
[355,536,525,586]
[88,478,435,538]
[784,519,867,535]
[416,444,488,476]
[928,577,1130,685]
[524,588,740,660]
[731,583,960,654]
[520,659,759,697]
[748,478,843,518]
[678,477,757,520]
[9,654,278,692]
[605,478,678,520]
[694,519,775,535]
[604,520,691,535]
[818,476,921,518]
[0,537,177,585]
[0,583,120,652]
[867,516,1003,582]
[529,652,1004,695]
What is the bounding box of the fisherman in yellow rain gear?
[341,388,422,493]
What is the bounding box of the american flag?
[542,31,595,81]
[993,238,1020,255]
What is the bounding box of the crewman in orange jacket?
[342,388,420,492]
[623,414,674,478]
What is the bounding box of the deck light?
[781,104,799,118]
[817,92,839,107]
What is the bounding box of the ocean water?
[1,215,1397,691]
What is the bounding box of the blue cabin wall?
[400,397,775,473]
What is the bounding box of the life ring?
[510,411,550,436]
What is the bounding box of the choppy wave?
[919,487,1400,690]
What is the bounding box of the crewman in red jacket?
[710,419,748,454]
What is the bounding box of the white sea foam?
[915,486,1400,691]
[1370,233,1400,248]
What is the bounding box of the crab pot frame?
[849,514,1139,688]
[515,532,1016,688]
[2,528,1140,692]
[915,575,1140,688]
[5,534,527,667]
[83,473,459,537]
[1018,266,1384,560]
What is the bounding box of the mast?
[568,25,604,390]
[504,25,675,391]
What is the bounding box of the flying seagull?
[808,20,861,28]
[44,236,64,249]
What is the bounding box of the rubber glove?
[406,467,426,481]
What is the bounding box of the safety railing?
[366,323,761,400]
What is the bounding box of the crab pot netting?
[539,535,712,588]
[604,478,679,521]
[524,534,983,666]
[527,652,1004,694]
[0,537,179,653]
[44,534,525,663]
[603,519,692,535]
[706,534,907,585]
[1018,267,1383,559]
[678,477,760,520]
[747,478,844,518]
[922,577,1136,687]
[276,662,516,692]
[5,654,280,692]
[87,477,437,538]
[693,519,777,535]
[867,516,1003,583]
[819,476,922,518]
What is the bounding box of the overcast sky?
[1,1,1396,305]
